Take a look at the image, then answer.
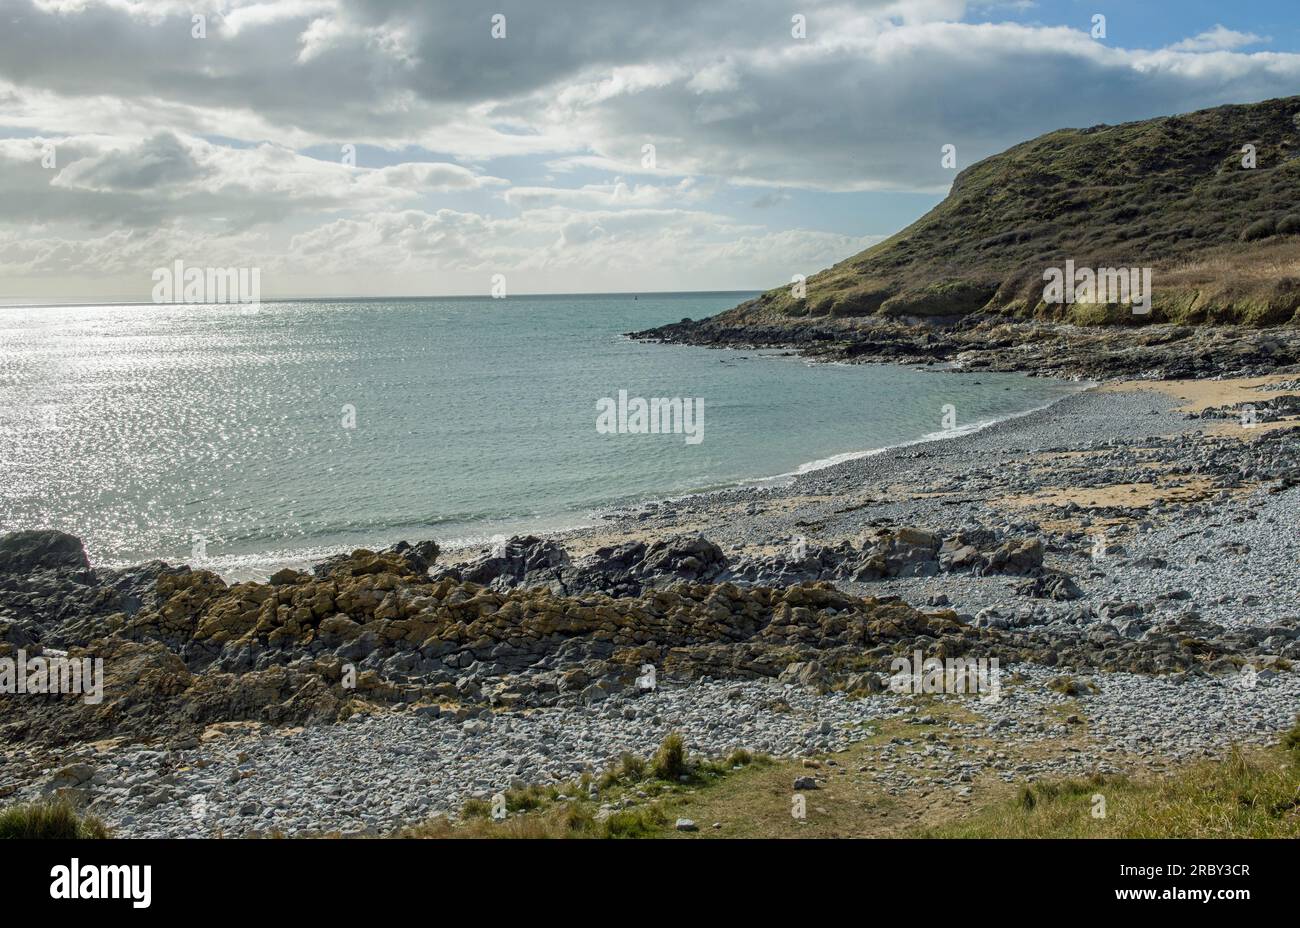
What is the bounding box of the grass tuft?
[0,798,110,839]
[652,731,687,782]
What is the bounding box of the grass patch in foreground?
[927,728,1300,838]
[401,715,1300,839]
[399,733,772,839]
[0,798,110,839]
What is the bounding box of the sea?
[0,292,1085,578]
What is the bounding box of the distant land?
[636,96,1300,379]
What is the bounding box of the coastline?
[3,366,1298,837]
[77,364,1089,583]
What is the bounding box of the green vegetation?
[651,731,687,781]
[398,711,1300,840]
[1047,675,1098,697]
[707,95,1300,329]
[0,798,110,839]
[929,739,1300,838]
[400,732,770,839]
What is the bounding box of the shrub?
[602,806,667,838]
[651,732,687,781]
[0,799,109,839]
[599,753,648,789]
[1277,215,1300,236]
[725,748,754,768]
[505,784,549,814]
[1240,217,1276,242]
[1282,715,1300,756]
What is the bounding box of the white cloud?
[1168,25,1267,54]
[0,132,507,230]
[2,1,1299,298]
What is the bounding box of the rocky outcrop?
[0,530,90,574]
[723,525,1048,587]
[1192,393,1300,423]
[633,317,1300,381]
[430,534,727,597]
[0,526,1282,747]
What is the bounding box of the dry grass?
[0,797,110,839]
[928,746,1300,838]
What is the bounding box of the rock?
[43,763,95,792]
[988,538,1044,574]
[1015,572,1084,601]
[778,661,832,693]
[843,672,885,694]
[674,818,698,832]
[0,530,91,574]
[793,776,818,790]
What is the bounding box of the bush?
[1282,715,1300,755]
[602,806,668,838]
[1240,217,1277,242]
[1277,215,1300,236]
[598,754,647,790]
[724,748,754,768]
[0,799,109,839]
[651,732,687,781]
[1047,675,1095,697]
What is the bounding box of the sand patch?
[1101,374,1296,413]
[1000,478,1220,511]
[1198,419,1300,439]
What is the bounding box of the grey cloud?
[53,132,208,192]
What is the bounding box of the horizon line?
[0,288,765,309]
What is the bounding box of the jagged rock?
[778,660,833,693]
[429,535,569,590]
[0,528,1275,747]
[0,530,90,574]
[988,538,1044,573]
[843,671,886,694]
[1015,571,1084,601]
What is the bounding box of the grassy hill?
[702,96,1300,331]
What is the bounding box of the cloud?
[4,2,1298,188]
[0,132,507,229]
[0,201,877,298]
[2,1,1299,297]
[1168,25,1267,53]
[501,178,704,209]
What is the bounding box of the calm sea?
[0,293,1082,577]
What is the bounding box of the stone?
[0,530,91,574]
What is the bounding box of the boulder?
[0,530,90,574]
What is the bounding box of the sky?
[1,0,1299,302]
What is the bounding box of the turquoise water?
[0,293,1082,577]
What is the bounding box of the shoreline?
[75,364,1090,582]
[3,366,1298,837]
